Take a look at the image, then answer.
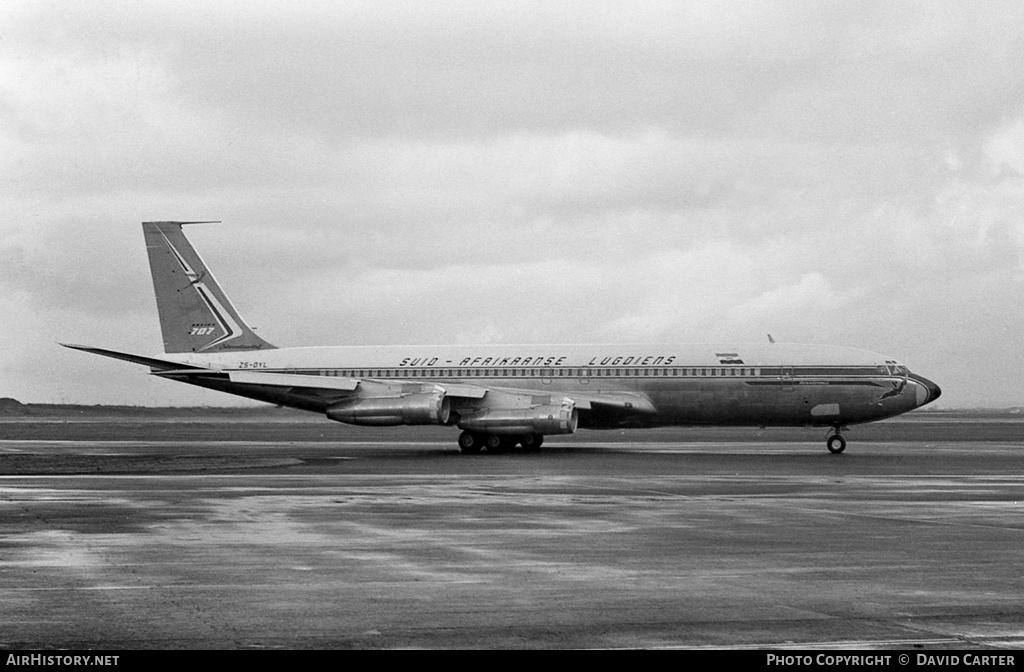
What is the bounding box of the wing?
[63,343,656,431]
[176,367,657,429]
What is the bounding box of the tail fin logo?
[160,231,244,351]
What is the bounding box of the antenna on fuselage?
[768,334,775,344]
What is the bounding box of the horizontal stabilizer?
[60,343,203,371]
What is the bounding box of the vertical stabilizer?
[143,221,276,353]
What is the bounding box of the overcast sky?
[2,1,1023,408]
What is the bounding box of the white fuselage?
[160,341,939,429]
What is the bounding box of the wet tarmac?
[2,417,1024,649]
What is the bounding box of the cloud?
[986,121,1024,176]
[2,1,1024,407]
[9,0,1022,146]
[724,272,847,331]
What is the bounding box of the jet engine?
[326,390,450,426]
[457,398,578,436]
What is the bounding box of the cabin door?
[782,367,796,391]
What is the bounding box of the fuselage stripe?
[223,365,903,381]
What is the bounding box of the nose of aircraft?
[910,374,942,407]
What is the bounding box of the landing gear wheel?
[827,434,846,454]
[458,431,482,454]
[519,434,543,452]
[485,434,508,453]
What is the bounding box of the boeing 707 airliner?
[64,222,941,454]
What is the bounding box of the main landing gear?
[458,431,544,454]
[826,426,848,454]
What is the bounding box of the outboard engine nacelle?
[326,390,450,426]
[457,397,578,436]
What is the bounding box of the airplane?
[64,221,942,454]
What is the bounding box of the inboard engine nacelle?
[457,398,578,436]
[326,390,450,426]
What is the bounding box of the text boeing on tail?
[64,222,941,454]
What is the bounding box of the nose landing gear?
[826,426,848,454]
